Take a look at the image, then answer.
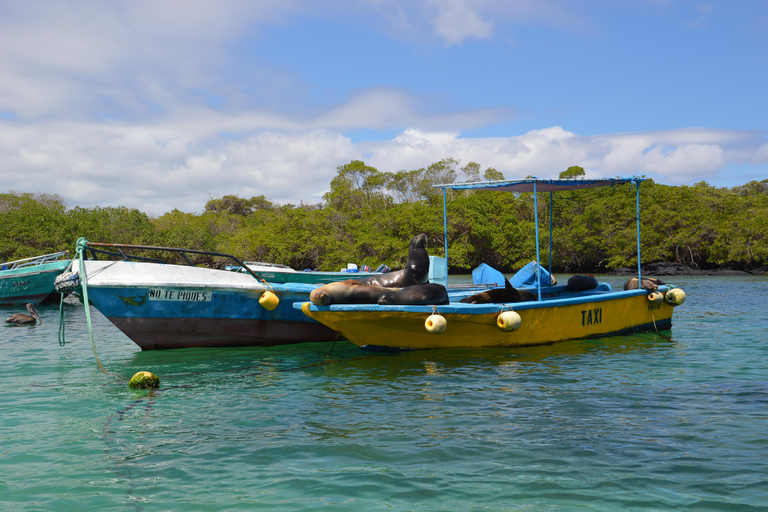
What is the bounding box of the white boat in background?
[225,261,387,284]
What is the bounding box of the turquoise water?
[2,275,767,511]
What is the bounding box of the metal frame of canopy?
[435,177,646,301]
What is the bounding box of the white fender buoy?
[425,314,447,334]
[497,310,522,332]
[647,291,664,303]
[259,290,280,311]
[664,288,686,306]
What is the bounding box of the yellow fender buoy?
[647,291,664,304]
[664,288,686,306]
[425,314,447,334]
[497,310,522,332]
[128,371,160,389]
[259,290,279,311]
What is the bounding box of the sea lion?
[310,280,397,306]
[377,284,450,306]
[459,280,537,304]
[567,274,598,292]
[623,277,665,292]
[357,234,430,288]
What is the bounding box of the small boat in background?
[0,251,72,306]
[225,261,387,284]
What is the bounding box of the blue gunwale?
[296,286,661,315]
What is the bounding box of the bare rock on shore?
[608,262,759,277]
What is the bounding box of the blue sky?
[0,0,766,215]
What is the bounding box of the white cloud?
[361,127,761,186]
[428,0,494,44]
[370,0,593,45]
[754,143,768,164]
[0,0,293,119]
[1,117,764,216]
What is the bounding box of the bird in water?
[5,303,42,325]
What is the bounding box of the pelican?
[6,303,42,325]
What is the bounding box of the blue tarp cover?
[472,261,554,288]
[510,261,554,287]
[471,263,506,286]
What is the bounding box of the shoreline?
[606,261,768,277]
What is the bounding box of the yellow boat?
[298,177,686,351]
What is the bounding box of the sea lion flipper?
[378,283,448,305]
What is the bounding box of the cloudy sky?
[1,0,766,215]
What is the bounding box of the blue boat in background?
[0,251,71,306]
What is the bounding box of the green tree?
[559,166,586,179]
[324,161,389,212]
[204,195,273,215]
[483,168,505,181]
[460,161,482,182]
[0,192,68,260]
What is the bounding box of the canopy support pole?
[534,182,541,301]
[635,180,642,284]
[549,191,553,278]
[442,188,449,284]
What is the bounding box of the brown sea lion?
[567,274,598,292]
[357,233,430,288]
[310,280,397,306]
[377,284,450,305]
[460,280,537,304]
[623,277,665,292]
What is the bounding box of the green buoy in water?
[128,371,160,389]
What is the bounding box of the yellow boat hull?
[301,291,676,350]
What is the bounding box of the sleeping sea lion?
[377,284,450,305]
[357,233,430,288]
[459,280,537,304]
[623,277,665,292]
[310,280,397,306]
[567,274,598,292]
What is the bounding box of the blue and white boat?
[68,241,340,350]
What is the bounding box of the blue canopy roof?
[436,177,642,193]
[435,176,647,301]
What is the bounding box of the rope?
[650,307,673,340]
[57,257,76,347]
[325,332,346,356]
[78,238,122,378]
[58,294,66,347]
[57,238,122,380]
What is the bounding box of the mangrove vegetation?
[2,160,767,274]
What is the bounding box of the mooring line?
[650,309,673,340]
[101,391,158,512]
